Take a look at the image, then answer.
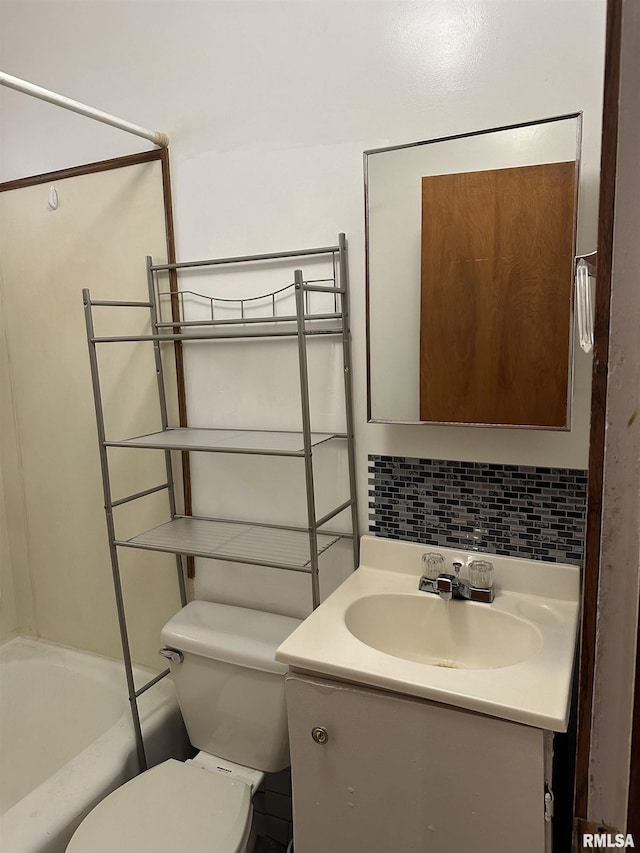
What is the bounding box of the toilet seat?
[66,759,252,853]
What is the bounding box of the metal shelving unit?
[83,233,359,770]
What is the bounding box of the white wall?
[0,1,606,619]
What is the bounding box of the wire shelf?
[116,516,343,571]
[106,427,344,455]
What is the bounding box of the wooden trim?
[0,149,162,192]
[159,149,194,579]
[573,0,622,821]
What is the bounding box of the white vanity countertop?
[276,535,580,732]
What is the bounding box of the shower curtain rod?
[0,71,169,148]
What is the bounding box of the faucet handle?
[469,559,494,589]
[422,552,445,580]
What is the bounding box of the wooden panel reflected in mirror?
[364,113,583,427]
[419,162,577,428]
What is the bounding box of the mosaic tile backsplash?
[368,456,588,565]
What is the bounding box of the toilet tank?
[161,601,301,773]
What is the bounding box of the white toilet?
[67,600,301,853]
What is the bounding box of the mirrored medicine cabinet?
[365,113,583,429]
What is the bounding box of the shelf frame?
[83,233,359,772]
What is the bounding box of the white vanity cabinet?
[286,672,553,853]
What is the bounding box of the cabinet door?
[286,673,547,853]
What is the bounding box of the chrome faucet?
[419,556,495,604]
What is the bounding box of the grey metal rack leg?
[83,288,187,772]
[294,270,321,609]
[83,289,149,771]
[146,258,188,607]
[293,236,360,609]
[337,233,361,567]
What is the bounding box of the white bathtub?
[0,637,190,853]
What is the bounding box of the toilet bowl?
[66,601,301,853]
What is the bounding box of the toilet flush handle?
[159,647,184,664]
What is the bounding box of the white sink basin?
[276,535,580,731]
[345,593,542,670]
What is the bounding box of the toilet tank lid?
[161,601,301,675]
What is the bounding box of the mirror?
[365,113,582,428]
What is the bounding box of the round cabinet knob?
[311,726,329,745]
